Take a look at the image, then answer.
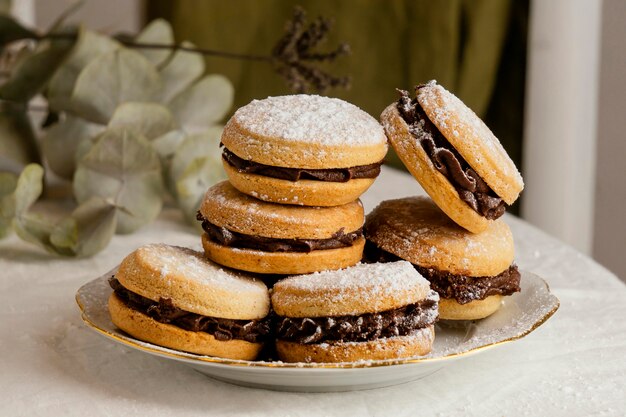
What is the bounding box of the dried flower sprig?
[271,6,351,93]
[3,6,351,95]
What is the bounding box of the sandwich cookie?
[198,181,365,274]
[365,196,521,320]
[108,244,271,360]
[221,94,388,206]
[271,262,438,363]
[380,81,523,233]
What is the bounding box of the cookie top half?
[365,197,514,276]
[416,82,523,204]
[199,181,364,239]
[116,244,270,319]
[221,95,388,169]
[271,261,434,317]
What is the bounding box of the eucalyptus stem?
[38,32,273,62]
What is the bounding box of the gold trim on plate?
[75,274,560,369]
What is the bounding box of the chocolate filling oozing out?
[197,212,363,253]
[396,88,507,220]
[363,241,521,304]
[276,292,439,344]
[222,146,383,183]
[109,278,271,343]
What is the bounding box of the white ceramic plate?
[76,270,559,392]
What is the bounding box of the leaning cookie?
[365,196,521,320]
[198,181,365,274]
[221,94,388,206]
[108,244,271,360]
[380,81,523,233]
[271,262,438,363]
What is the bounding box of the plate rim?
[75,270,560,369]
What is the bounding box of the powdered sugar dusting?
[366,196,514,275]
[232,95,386,146]
[133,244,265,293]
[273,262,435,315]
[281,261,428,293]
[417,81,523,192]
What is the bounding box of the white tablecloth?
[1,166,624,416]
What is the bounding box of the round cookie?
[221,94,388,206]
[109,294,263,360]
[271,261,439,363]
[198,181,365,274]
[380,81,523,233]
[417,82,523,204]
[365,196,521,320]
[109,244,271,359]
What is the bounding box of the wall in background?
[522,0,601,256]
[593,0,626,281]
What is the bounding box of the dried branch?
[271,7,351,93]
[3,6,351,95]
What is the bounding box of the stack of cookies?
[107,84,524,365]
[194,95,441,362]
[197,94,388,275]
[369,80,525,320]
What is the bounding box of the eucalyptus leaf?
[0,171,17,238]
[9,163,65,254]
[169,74,234,133]
[152,129,186,194]
[0,108,39,168]
[0,15,37,46]
[0,36,73,102]
[73,127,163,234]
[158,41,204,103]
[135,18,173,67]
[152,129,185,159]
[47,27,120,111]
[41,115,104,179]
[73,134,97,167]
[170,126,224,184]
[13,213,67,254]
[175,156,225,226]
[13,163,43,215]
[50,196,117,257]
[108,102,176,140]
[169,127,225,213]
[71,48,162,124]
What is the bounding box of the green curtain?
[148,0,526,179]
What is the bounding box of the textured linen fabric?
[0,166,624,416]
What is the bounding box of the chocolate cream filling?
[276,292,439,344]
[197,212,363,253]
[363,241,521,304]
[109,278,271,343]
[397,88,507,220]
[221,146,383,183]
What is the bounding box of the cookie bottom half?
[438,295,503,320]
[108,294,263,360]
[201,233,365,275]
[224,161,376,207]
[276,326,435,363]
